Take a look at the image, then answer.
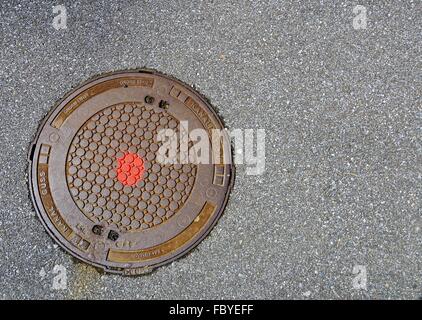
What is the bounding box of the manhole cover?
[28,69,234,275]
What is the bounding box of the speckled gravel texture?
[0,0,421,299]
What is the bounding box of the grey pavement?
[0,0,421,299]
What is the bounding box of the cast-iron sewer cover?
[28,69,234,275]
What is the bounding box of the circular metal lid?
[28,69,234,275]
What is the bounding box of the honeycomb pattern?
[66,102,197,232]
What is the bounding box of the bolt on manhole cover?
[28,69,234,275]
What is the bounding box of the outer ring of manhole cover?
[28,69,234,275]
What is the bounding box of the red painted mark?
[116,152,145,186]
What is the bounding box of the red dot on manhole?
[115,152,145,186]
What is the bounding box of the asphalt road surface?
[0,0,420,299]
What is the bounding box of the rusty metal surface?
[28,70,234,274]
